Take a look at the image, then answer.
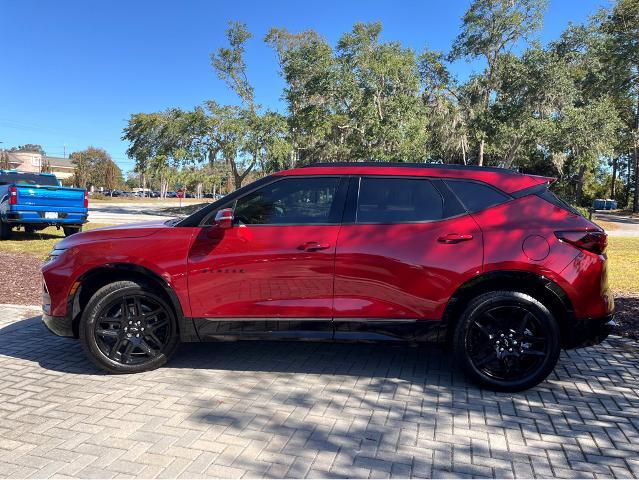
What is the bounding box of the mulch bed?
[0,251,43,306]
[1,249,638,340]
[613,296,639,340]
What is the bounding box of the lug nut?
[141,327,145,331]
[127,333,131,338]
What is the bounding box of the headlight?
[46,248,67,262]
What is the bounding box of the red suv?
[42,163,614,391]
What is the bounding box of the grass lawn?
[607,236,639,295]
[0,223,112,259]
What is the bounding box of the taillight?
[83,191,88,208]
[555,230,607,255]
[9,186,17,205]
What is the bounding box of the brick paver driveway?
[1,305,639,479]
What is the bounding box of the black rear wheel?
[453,291,560,392]
[79,281,179,373]
[0,220,11,240]
[63,225,82,236]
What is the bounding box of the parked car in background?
[0,170,87,239]
[41,163,613,391]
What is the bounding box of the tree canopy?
[122,0,639,210]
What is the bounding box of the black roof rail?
[300,162,519,175]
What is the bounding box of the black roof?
[302,162,518,175]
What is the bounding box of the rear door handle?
[298,241,331,252]
[437,233,474,244]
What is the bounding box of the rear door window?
[356,177,444,223]
[444,180,510,212]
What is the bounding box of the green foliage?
[9,144,46,155]
[120,0,639,211]
[69,147,123,190]
[0,151,11,169]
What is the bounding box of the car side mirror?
[214,208,234,229]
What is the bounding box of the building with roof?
[3,151,74,180]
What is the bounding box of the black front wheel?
[453,291,560,392]
[79,281,179,373]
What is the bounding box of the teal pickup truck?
[0,170,88,239]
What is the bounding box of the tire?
[24,226,36,234]
[0,220,10,240]
[79,280,180,374]
[63,225,82,237]
[452,291,560,392]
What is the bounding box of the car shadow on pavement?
[0,314,464,383]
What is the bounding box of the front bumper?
[564,314,615,349]
[42,313,74,337]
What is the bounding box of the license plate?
[44,212,58,219]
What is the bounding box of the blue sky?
[1,0,608,172]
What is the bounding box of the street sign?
[176,188,185,199]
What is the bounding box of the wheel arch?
[68,263,196,340]
[443,270,576,347]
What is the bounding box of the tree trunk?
[611,157,617,199]
[576,164,586,206]
[504,136,524,169]
[478,139,485,166]
[633,144,638,213]
[633,91,639,213]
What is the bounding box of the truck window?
[0,173,59,186]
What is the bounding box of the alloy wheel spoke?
[144,331,164,349]
[473,352,497,368]
[121,342,135,363]
[149,318,169,332]
[96,328,119,338]
[143,308,163,319]
[133,297,143,318]
[121,298,130,320]
[109,338,126,358]
[473,320,492,339]
[516,311,534,334]
[521,349,546,357]
[138,339,156,356]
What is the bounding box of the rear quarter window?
[444,180,511,213]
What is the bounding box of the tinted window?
[234,177,341,225]
[0,172,59,186]
[356,177,443,223]
[537,189,581,216]
[445,180,510,212]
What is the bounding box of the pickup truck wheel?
[63,226,82,237]
[0,220,11,240]
[453,291,560,392]
[79,281,179,374]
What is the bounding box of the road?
[88,201,204,225]
[594,212,639,237]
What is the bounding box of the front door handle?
[298,241,331,252]
[437,233,474,244]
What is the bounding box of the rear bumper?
[564,314,615,349]
[5,210,87,224]
[42,313,74,337]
